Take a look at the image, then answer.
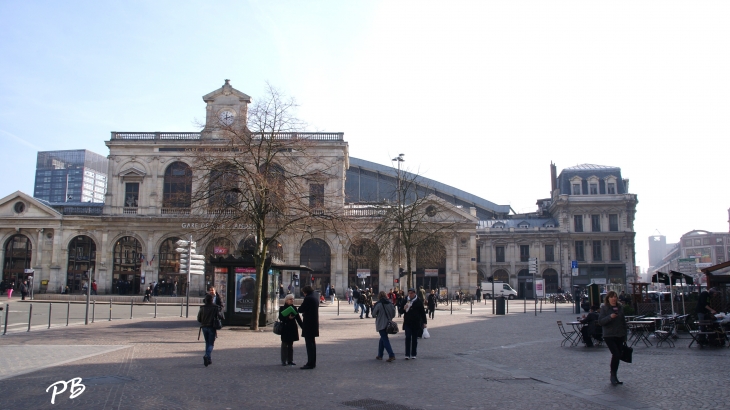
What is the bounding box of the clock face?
[218,110,235,125]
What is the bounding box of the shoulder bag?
[212,310,223,330]
[620,342,633,363]
[386,320,399,335]
[273,320,283,335]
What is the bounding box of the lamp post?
[391,153,405,287]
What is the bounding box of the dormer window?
[518,222,530,229]
[572,184,581,195]
[493,222,505,229]
[607,182,616,194]
[543,222,555,228]
[589,183,598,195]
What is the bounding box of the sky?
[1,1,729,270]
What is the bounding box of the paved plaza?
[0,300,726,409]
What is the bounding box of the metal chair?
[654,319,675,347]
[557,321,578,347]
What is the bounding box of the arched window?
[209,163,239,208]
[348,239,379,291]
[300,239,331,294]
[3,234,32,289]
[163,162,192,208]
[158,237,185,296]
[492,269,509,282]
[239,235,257,255]
[67,235,96,294]
[112,236,142,295]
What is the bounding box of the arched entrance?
[415,239,446,292]
[112,236,142,295]
[300,238,331,295]
[492,269,509,283]
[67,235,96,294]
[158,237,184,296]
[518,269,533,299]
[3,234,32,291]
[542,268,559,294]
[348,239,379,293]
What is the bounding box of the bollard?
[337,298,339,316]
[109,299,112,321]
[154,299,157,318]
[130,299,134,319]
[470,298,473,314]
[523,294,526,313]
[3,303,8,335]
[92,300,95,323]
[540,298,542,313]
[506,298,509,314]
[450,297,453,315]
[555,296,557,312]
[48,303,52,329]
[27,304,32,332]
[66,301,70,326]
[180,301,183,318]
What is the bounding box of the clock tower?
[201,79,252,137]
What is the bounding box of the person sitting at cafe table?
[580,305,602,347]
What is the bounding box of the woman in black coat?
[400,288,427,359]
[279,294,303,366]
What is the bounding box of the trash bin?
[496,296,506,315]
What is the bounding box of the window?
[518,222,529,229]
[163,162,192,208]
[590,183,598,195]
[476,245,481,263]
[575,241,585,261]
[545,245,554,262]
[609,214,618,231]
[125,183,139,208]
[592,240,602,261]
[607,183,616,194]
[591,215,601,232]
[520,245,530,262]
[495,246,505,262]
[309,183,324,209]
[209,164,239,208]
[574,215,583,232]
[572,184,581,195]
[610,240,620,261]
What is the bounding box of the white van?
[481,281,518,299]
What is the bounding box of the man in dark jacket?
[426,289,437,319]
[580,305,601,347]
[20,280,29,300]
[352,286,361,314]
[298,285,319,369]
[400,288,427,359]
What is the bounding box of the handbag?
[212,311,223,330]
[422,328,430,339]
[273,320,283,335]
[620,343,633,363]
[386,320,399,335]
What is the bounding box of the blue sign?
[571,260,578,269]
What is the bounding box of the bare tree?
[365,165,466,290]
[188,83,344,330]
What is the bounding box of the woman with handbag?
[598,291,628,385]
[372,291,396,362]
[279,294,303,366]
[197,294,223,367]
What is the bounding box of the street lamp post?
[391,153,405,287]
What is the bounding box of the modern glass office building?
[34,150,109,203]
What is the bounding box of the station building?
[0,81,639,297]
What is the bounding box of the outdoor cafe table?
[568,322,584,346]
[627,321,654,347]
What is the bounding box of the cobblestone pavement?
[0,301,726,409]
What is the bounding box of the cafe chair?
[557,321,578,347]
[654,322,675,348]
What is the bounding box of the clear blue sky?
[1,1,729,269]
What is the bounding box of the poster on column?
[235,268,256,313]
[214,267,227,309]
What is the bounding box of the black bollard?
[66,301,70,326]
[48,303,52,329]
[109,299,112,321]
[154,299,157,318]
[27,304,32,332]
[130,299,134,319]
[3,303,9,335]
[180,301,183,317]
[92,300,95,323]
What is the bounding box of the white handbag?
[422,328,430,339]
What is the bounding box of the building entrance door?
[112,272,141,295]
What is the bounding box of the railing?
[52,205,104,215]
[343,207,388,217]
[122,207,138,214]
[207,208,237,215]
[161,208,191,215]
[110,132,344,141]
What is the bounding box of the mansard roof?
[556,164,627,195]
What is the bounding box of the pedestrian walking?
[197,294,222,367]
[372,291,396,362]
[298,285,319,369]
[400,288,427,360]
[418,286,426,302]
[346,287,353,304]
[279,294,303,366]
[353,286,361,313]
[91,280,98,295]
[20,280,29,300]
[598,291,628,385]
[426,289,437,320]
[172,281,177,297]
